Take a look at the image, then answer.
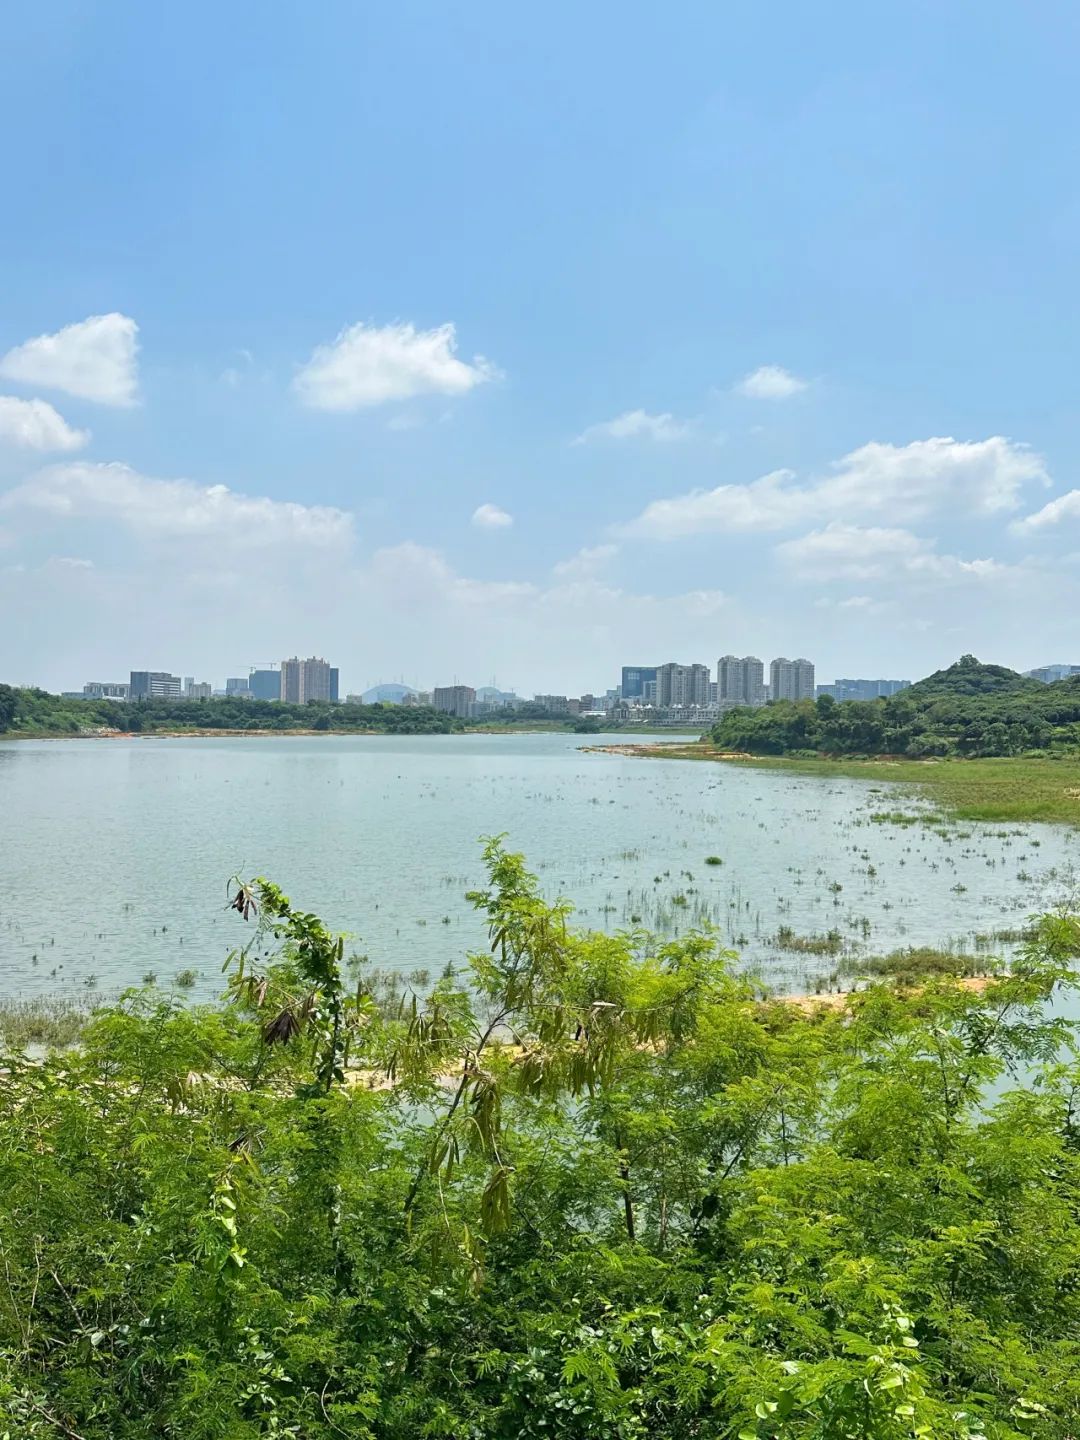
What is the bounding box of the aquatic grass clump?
[0,995,96,1050]
[840,946,995,985]
[774,926,845,956]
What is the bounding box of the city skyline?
[4,7,1080,689]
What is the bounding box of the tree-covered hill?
[907,653,1045,698]
[0,685,460,736]
[712,656,1080,758]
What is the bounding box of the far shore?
[1,727,706,743]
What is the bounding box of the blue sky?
[2,0,1080,693]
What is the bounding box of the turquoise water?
[1,733,1077,1002]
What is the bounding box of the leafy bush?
[1,843,1079,1437]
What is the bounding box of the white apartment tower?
[280,656,332,704]
[717,655,766,707]
[654,662,710,708]
[769,657,815,702]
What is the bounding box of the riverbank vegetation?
[0,686,696,740]
[3,840,1080,1437]
[0,686,461,736]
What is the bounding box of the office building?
[433,685,476,717]
[248,668,280,702]
[225,677,251,697]
[717,655,766,707]
[330,667,340,703]
[654,662,710,708]
[817,678,911,702]
[184,680,213,700]
[621,665,658,701]
[1025,664,1080,684]
[280,656,333,704]
[83,682,129,701]
[769,658,815,702]
[130,671,183,700]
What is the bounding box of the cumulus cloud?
[371,542,725,625]
[824,437,1045,519]
[573,409,691,444]
[0,396,89,451]
[0,314,139,406]
[735,365,808,399]
[471,503,513,529]
[619,469,804,539]
[552,543,619,578]
[1014,490,1080,532]
[1,462,353,549]
[775,523,1008,583]
[293,320,498,410]
[617,436,1047,539]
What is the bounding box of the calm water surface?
[1,733,1077,1001]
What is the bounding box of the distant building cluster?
[815,678,911,702]
[1025,664,1080,684]
[606,655,816,725]
[68,659,339,706]
[60,651,956,724]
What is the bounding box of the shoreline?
[583,742,1080,825]
[0,727,706,743]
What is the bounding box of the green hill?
[907,654,1043,698]
[711,656,1080,758]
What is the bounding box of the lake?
[2,732,1078,1003]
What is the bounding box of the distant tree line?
[711,655,1080,758]
[0,686,460,736]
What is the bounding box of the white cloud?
[50,556,94,569]
[824,437,1045,519]
[552,543,619,578]
[471,503,513,530]
[775,523,1008,583]
[293,320,497,411]
[618,436,1047,540]
[0,314,139,406]
[573,409,691,444]
[0,396,89,451]
[1014,490,1080,532]
[1,462,353,550]
[735,365,808,399]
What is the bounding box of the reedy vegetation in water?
[2,839,1080,1438]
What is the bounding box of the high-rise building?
[130,671,183,700]
[329,667,340,703]
[769,657,815,702]
[184,680,213,700]
[621,665,658,701]
[225,677,252,697]
[280,656,333,704]
[818,678,911,702]
[249,668,280,702]
[433,685,476,717]
[717,655,766,707]
[654,662,710,708]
